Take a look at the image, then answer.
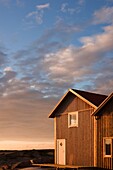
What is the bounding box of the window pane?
[71,114,76,125]
[68,112,78,127]
[104,139,111,156]
[106,144,111,155]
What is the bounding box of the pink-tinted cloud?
[36,3,50,10]
[93,6,113,24]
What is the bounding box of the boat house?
[93,92,113,170]
[49,89,107,168]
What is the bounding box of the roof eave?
[92,92,113,116]
[70,89,97,109]
[48,88,97,118]
[48,89,70,118]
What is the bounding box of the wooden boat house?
[49,89,108,168]
[93,92,113,169]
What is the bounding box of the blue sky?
[0,0,113,149]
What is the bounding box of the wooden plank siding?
[55,93,95,166]
[96,98,113,170]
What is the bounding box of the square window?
[68,111,78,127]
[104,138,112,157]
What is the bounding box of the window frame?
[68,111,78,128]
[103,138,112,158]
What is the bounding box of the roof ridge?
[49,89,108,118]
[93,92,113,116]
[72,89,108,97]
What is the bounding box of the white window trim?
[103,138,112,158]
[68,111,78,128]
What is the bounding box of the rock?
[11,162,21,170]
[0,149,54,169]
[11,160,32,169]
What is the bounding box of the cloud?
[61,3,78,14]
[13,2,113,97]
[40,25,113,94]
[0,89,57,141]
[26,10,43,24]
[55,17,82,33]
[0,0,24,7]
[26,3,49,25]
[80,25,113,52]
[93,6,113,24]
[12,23,113,97]
[61,3,67,12]
[1,12,113,143]
[4,66,13,72]
[78,0,85,5]
[36,3,50,10]
[0,69,17,96]
[0,64,57,142]
[60,0,85,15]
[12,22,83,97]
[0,51,7,66]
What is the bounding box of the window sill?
[104,155,112,158]
[68,125,78,128]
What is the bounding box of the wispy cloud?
[61,3,79,14]
[93,6,113,24]
[0,88,56,141]
[0,0,24,7]
[55,17,82,33]
[26,11,43,24]
[11,23,113,97]
[0,60,57,142]
[0,51,7,66]
[0,1,113,144]
[36,3,50,10]
[26,3,50,26]
[78,0,85,5]
[4,66,13,72]
[60,0,85,15]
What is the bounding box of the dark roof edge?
[48,89,70,118]
[70,89,97,108]
[92,92,113,116]
[49,88,100,118]
[72,89,107,97]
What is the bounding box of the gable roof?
[49,88,107,118]
[93,92,113,116]
[72,89,107,107]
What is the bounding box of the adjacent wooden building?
[49,89,107,167]
[93,93,113,170]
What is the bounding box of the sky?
[0,0,113,150]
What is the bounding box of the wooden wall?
[96,98,113,170]
[55,92,95,166]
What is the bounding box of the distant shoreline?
[0,149,54,170]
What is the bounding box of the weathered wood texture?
[55,93,95,166]
[96,98,113,170]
